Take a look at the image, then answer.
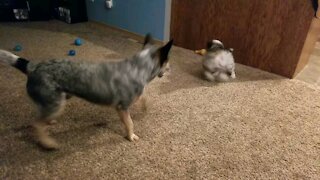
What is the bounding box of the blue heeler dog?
[0,34,173,150]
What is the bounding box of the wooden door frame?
[170,0,319,78]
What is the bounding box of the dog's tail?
[0,49,29,74]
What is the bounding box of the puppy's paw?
[231,73,236,79]
[127,133,139,142]
[217,72,230,82]
[203,71,215,82]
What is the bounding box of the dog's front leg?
[204,70,219,81]
[134,95,147,112]
[230,71,236,79]
[117,110,139,141]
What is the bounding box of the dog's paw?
[38,136,60,150]
[231,73,236,79]
[127,133,139,142]
[47,119,58,125]
[203,71,215,82]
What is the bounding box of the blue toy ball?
[14,45,22,52]
[68,50,76,56]
[74,38,82,46]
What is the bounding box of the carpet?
[0,21,320,179]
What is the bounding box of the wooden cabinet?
[171,0,318,78]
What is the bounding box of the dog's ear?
[206,41,213,49]
[143,33,154,48]
[158,39,174,65]
[207,39,224,50]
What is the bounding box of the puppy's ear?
[206,41,213,49]
[212,40,223,46]
[159,39,174,65]
[143,33,154,48]
[207,39,224,51]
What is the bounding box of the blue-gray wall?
[86,0,169,41]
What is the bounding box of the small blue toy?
[14,44,22,52]
[74,38,82,46]
[68,50,76,56]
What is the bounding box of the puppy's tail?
[0,49,29,74]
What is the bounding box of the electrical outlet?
[105,0,113,9]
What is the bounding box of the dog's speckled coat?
[0,34,173,149]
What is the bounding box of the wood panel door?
[171,0,315,78]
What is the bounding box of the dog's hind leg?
[33,120,59,150]
[47,93,69,125]
[33,97,66,150]
[28,87,66,150]
[117,110,139,141]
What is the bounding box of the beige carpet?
[0,21,320,179]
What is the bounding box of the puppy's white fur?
[202,40,236,82]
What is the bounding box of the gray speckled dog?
[0,34,173,150]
